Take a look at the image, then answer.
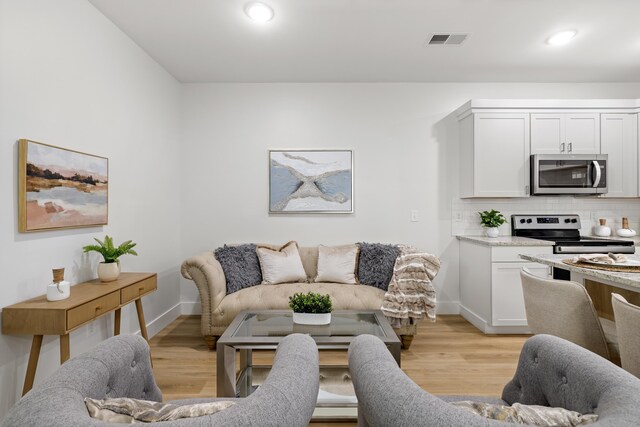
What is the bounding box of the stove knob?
[571,218,578,223]
[526,219,532,224]
[520,219,526,224]
[564,219,571,223]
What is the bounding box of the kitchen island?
[519,253,640,321]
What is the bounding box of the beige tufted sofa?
[181,246,418,350]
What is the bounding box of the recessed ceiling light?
[245,2,274,23]
[547,30,577,46]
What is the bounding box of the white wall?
[179,82,640,314]
[0,0,182,417]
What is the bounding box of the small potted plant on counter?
[289,291,333,325]
[478,209,507,238]
[83,235,138,282]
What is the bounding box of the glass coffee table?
[216,310,401,421]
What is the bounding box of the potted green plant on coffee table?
[288,292,333,325]
[478,209,507,238]
[83,236,138,282]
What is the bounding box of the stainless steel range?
[511,214,635,254]
[512,214,635,280]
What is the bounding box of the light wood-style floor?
[149,315,529,425]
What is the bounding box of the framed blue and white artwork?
[269,150,353,213]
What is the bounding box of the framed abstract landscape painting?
[269,150,353,213]
[18,139,109,232]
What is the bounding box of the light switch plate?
[410,210,419,222]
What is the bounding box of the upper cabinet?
[455,99,640,199]
[459,113,530,198]
[531,113,600,154]
[601,113,638,198]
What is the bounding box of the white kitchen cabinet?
[459,241,552,334]
[491,262,550,326]
[530,114,563,154]
[459,113,530,198]
[601,113,638,198]
[531,113,600,154]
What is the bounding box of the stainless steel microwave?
[530,154,608,195]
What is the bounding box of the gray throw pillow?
[357,243,400,291]
[214,244,262,294]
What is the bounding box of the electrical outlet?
[410,210,419,222]
[590,212,598,222]
[454,212,463,222]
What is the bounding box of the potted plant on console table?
[289,292,333,325]
[478,209,507,238]
[83,235,138,282]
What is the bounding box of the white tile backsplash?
[452,197,640,237]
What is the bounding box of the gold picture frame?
[18,139,109,232]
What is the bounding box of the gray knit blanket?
[381,245,440,327]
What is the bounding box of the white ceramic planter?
[292,312,331,325]
[98,262,120,282]
[485,227,500,238]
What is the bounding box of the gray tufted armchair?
[349,333,640,426]
[4,333,319,426]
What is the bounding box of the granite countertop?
[456,236,555,247]
[457,235,640,247]
[519,253,640,290]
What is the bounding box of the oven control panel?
[511,215,581,230]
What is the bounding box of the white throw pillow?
[315,244,358,284]
[257,241,307,285]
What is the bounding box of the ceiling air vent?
[427,33,469,46]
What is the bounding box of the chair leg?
[400,335,414,350]
[204,335,219,351]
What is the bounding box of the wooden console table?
[2,272,156,395]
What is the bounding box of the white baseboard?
[460,304,531,335]
[436,301,460,315]
[459,304,489,332]
[180,301,201,315]
[144,303,182,338]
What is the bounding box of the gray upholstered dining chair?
[520,268,619,364]
[612,293,640,377]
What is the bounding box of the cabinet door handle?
[525,185,530,195]
[560,143,565,152]
[95,305,102,311]
[138,287,144,292]
[568,142,572,152]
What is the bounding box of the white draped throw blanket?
[382,246,440,327]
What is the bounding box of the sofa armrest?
[349,335,504,427]
[181,252,227,327]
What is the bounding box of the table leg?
[134,299,152,366]
[240,349,252,369]
[388,343,401,367]
[134,299,149,341]
[217,344,236,397]
[114,308,121,335]
[60,334,70,364]
[22,335,43,396]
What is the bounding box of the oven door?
[531,154,608,195]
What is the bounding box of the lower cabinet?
[491,262,550,327]
[459,241,552,334]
